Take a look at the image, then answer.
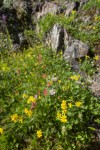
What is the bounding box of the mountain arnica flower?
[11,114,18,123]
[37,130,42,138]
[27,96,36,104]
[75,101,82,107]
[60,115,67,123]
[94,55,99,61]
[0,128,3,134]
[61,100,67,110]
[70,75,80,81]
[24,108,32,117]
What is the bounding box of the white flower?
[49,89,56,95]
[51,76,58,81]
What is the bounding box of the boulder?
[64,39,89,61]
[46,24,64,52]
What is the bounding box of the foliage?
[0,0,100,149]
[0,45,99,149]
[3,0,13,8]
[38,0,100,48]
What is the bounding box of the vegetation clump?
[0,0,100,149]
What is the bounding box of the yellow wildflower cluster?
[75,101,82,107]
[24,108,32,117]
[27,96,36,104]
[57,112,67,123]
[61,100,67,113]
[37,130,42,138]
[56,100,68,123]
[11,114,23,123]
[60,115,67,123]
[70,75,80,81]
[93,55,99,61]
[0,128,3,134]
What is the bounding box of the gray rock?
[46,24,64,52]
[64,39,89,62]
[34,1,58,20]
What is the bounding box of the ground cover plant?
[0,0,100,149]
[0,44,100,150]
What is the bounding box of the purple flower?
[2,14,7,22]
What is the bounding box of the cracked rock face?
[46,24,64,52]
[46,25,89,62]
[34,2,58,20]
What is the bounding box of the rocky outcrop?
[64,39,89,61]
[46,24,89,62]
[34,2,58,20]
[46,24,64,52]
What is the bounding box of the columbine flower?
[0,128,3,134]
[37,130,42,138]
[27,96,36,104]
[11,114,18,123]
[75,101,82,107]
[49,89,56,95]
[94,55,99,61]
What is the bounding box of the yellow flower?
[70,75,80,81]
[0,128,3,134]
[58,80,61,84]
[94,55,99,61]
[75,101,82,107]
[22,94,28,99]
[24,108,32,117]
[61,100,67,110]
[93,26,96,30]
[18,117,23,123]
[85,55,90,59]
[68,103,72,108]
[60,51,63,55]
[56,112,62,119]
[60,115,67,123]
[11,114,18,122]
[37,130,42,138]
[27,96,36,104]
